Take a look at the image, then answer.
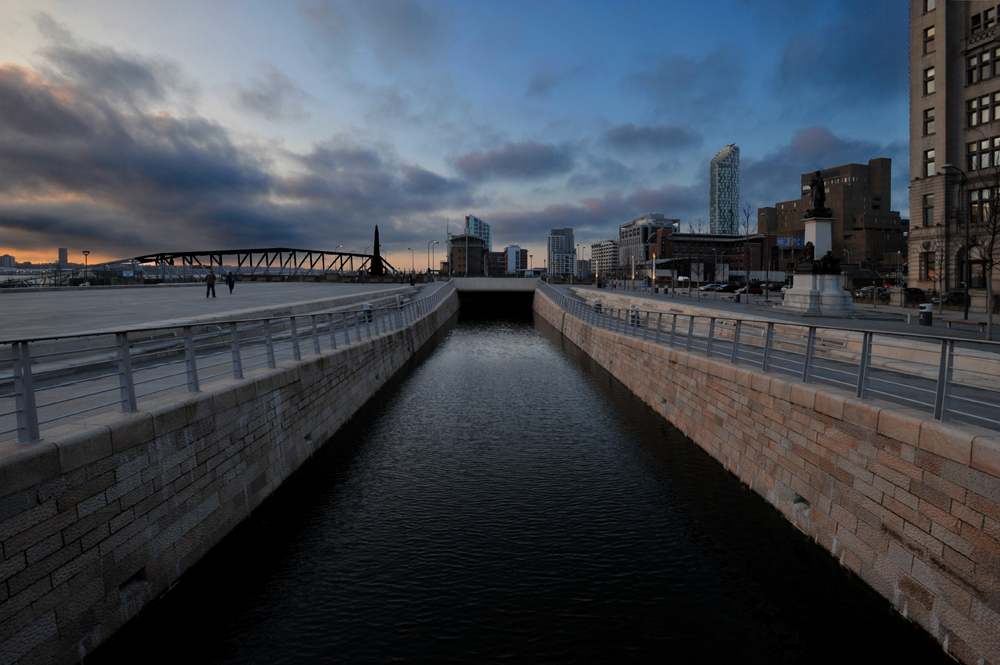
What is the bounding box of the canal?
[89,300,949,664]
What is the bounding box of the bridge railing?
[0,282,455,444]
[538,282,1000,432]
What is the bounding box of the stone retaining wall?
[534,288,1000,664]
[0,287,459,665]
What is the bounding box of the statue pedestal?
[783,272,855,316]
[804,217,833,256]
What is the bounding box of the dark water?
[89,306,949,664]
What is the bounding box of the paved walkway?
[2,282,414,338]
[568,285,1000,343]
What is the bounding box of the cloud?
[233,64,312,122]
[299,0,447,70]
[604,122,702,152]
[453,141,575,181]
[623,46,745,119]
[526,73,556,97]
[741,126,908,210]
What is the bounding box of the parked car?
[737,285,763,294]
[698,283,720,291]
[716,283,738,292]
[780,285,792,294]
[932,291,966,305]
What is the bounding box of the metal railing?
[0,282,455,444]
[538,282,1000,431]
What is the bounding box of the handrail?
[1,281,455,444]
[537,282,1000,431]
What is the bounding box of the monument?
[370,225,385,277]
[782,171,855,315]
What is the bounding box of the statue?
[817,250,840,274]
[804,170,832,218]
[370,225,385,277]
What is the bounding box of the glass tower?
[710,144,740,235]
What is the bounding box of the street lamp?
[82,251,90,279]
[407,248,414,273]
[941,164,971,319]
[426,239,438,273]
[431,240,439,275]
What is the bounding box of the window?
[920,252,936,281]
[924,0,935,11]
[923,108,935,135]
[924,149,936,177]
[969,54,980,84]
[923,194,935,227]
[973,13,982,33]
[924,66,935,95]
[988,8,997,30]
[970,188,993,225]
[924,26,936,53]
[969,141,980,171]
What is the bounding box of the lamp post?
[82,251,90,280]
[426,239,437,273]
[407,248,414,273]
[942,164,971,319]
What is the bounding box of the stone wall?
[0,288,459,665]
[534,288,1000,665]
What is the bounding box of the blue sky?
[0,0,909,267]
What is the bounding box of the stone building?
[758,159,906,275]
[909,0,1000,305]
[590,239,618,279]
[448,234,486,276]
[618,213,679,272]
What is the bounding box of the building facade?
[505,245,528,273]
[909,0,1000,301]
[758,159,906,275]
[591,240,618,279]
[710,144,740,235]
[465,214,493,252]
[448,234,487,276]
[548,228,576,276]
[0,255,14,268]
[618,213,679,272]
[58,248,68,266]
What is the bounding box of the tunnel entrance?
[456,291,535,320]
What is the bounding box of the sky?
[0,0,910,269]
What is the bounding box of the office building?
[909,0,1000,297]
[710,144,740,235]
[0,255,14,268]
[449,234,487,276]
[618,214,679,271]
[465,214,493,252]
[58,248,68,266]
[505,245,528,273]
[591,240,618,279]
[548,228,576,276]
[759,159,906,274]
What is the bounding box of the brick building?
[448,234,486,276]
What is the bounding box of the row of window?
[967,92,1000,126]
[918,251,988,287]
[972,8,998,34]
[922,188,997,226]
[967,137,1000,171]
[967,47,1000,85]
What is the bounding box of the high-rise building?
[0,255,14,268]
[591,240,618,278]
[505,245,527,273]
[760,159,906,274]
[547,228,576,276]
[618,213,679,270]
[908,0,999,297]
[449,234,487,276]
[58,248,68,266]
[710,144,740,235]
[465,214,492,252]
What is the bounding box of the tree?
[688,217,706,234]
[970,166,1000,339]
[741,200,757,302]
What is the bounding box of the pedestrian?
[409,272,415,286]
[226,271,236,294]
[205,271,217,298]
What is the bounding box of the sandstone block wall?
[0,288,459,665]
[534,288,1000,665]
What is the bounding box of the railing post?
[706,318,716,357]
[643,312,650,340]
[373,311,381,336]
[264,319,276,368]
[311,315,322,355]
[12,342,40,443]
[290,317,302,361]
[329,313,338,349]
[183,326,200,392]
[762,322,774,372]
[115,332,138,412]
[933,339,954,421]
[801,327,816,384]
[856,331,873,398]
[670,314,677,347]
[229,323,243,379]
[656,313,663,343]
[366,312,373,339]
[731,320,742,365]
[686,316,694,352]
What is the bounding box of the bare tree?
[970,166,1000,339]
[688,217,706,234]
[741,201,757,301]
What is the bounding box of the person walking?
[226,271,236,294]
[205,270,217,298]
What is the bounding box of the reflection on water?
[89,309,948,664]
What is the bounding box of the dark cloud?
[742,126,908,212]
[604,122,702,152]
[453,141,575,181]
[300,0,447,70]
[526,73,556,97]
[623,46,745,119]
[234,64,311,122]
[35,13,194,108]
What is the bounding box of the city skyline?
[0,1,908,268]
